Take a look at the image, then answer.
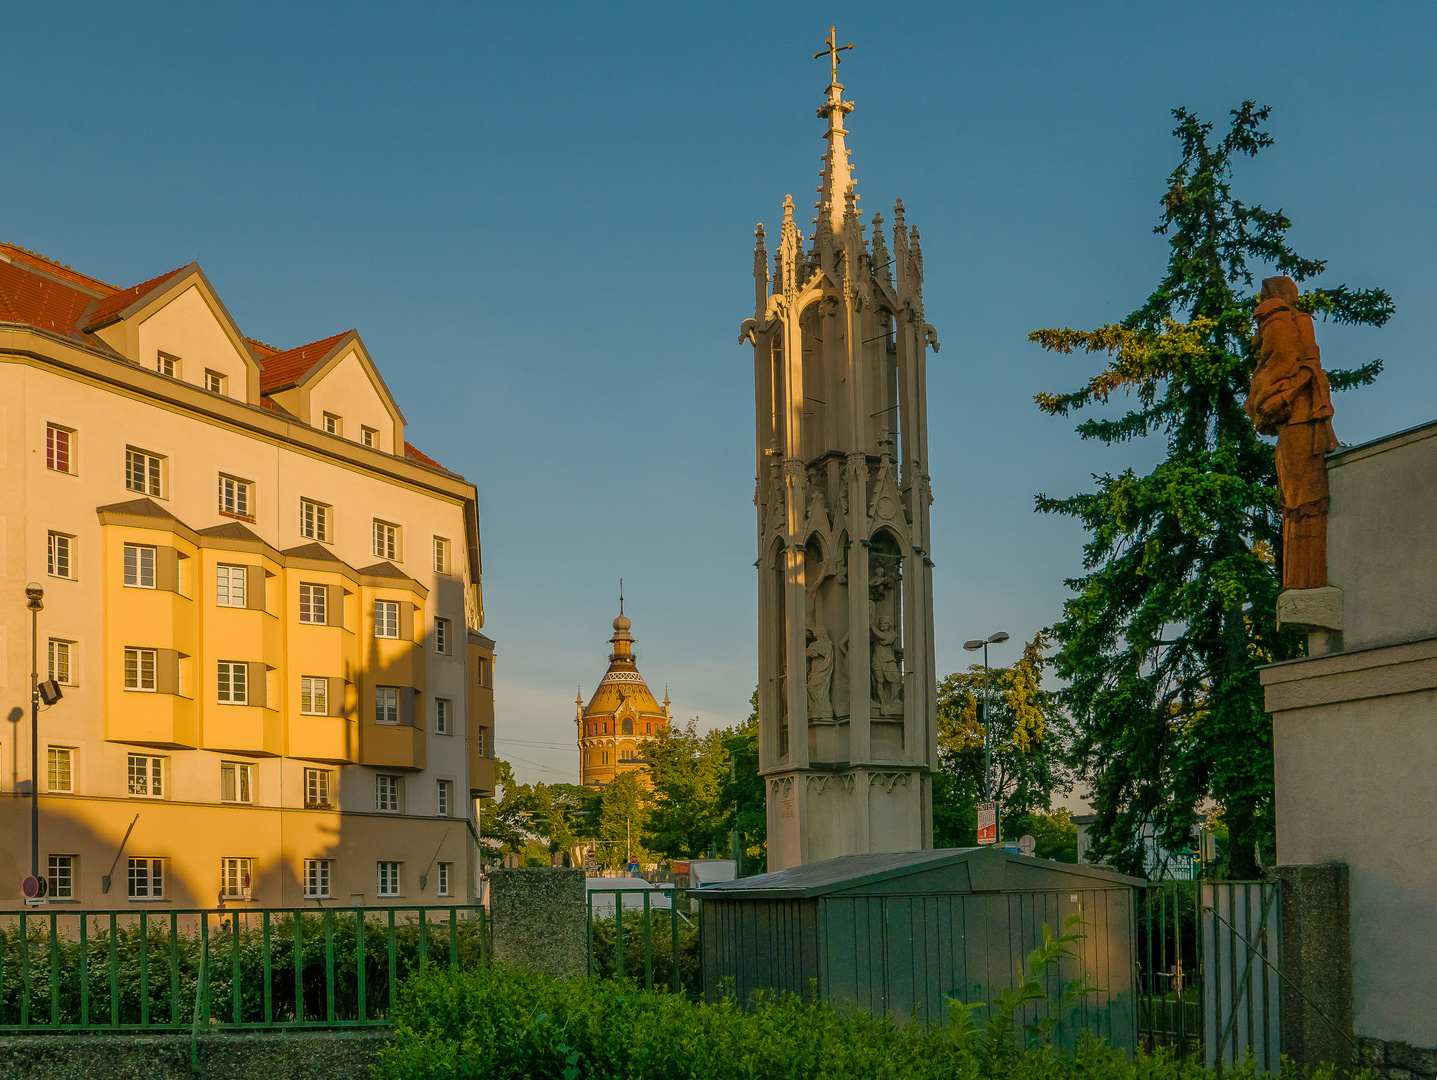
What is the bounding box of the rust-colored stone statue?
[1245,276,1339,590]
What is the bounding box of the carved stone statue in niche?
[870,617,903,715]
[806,627,834,720]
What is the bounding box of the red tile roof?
[0,243,114,293]
[404,441,451,472]
[0,258,99,338]
[258,330,351,392]
[84,265,188,327]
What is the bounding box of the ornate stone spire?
[813,27,857,242]
[753,223,769,319]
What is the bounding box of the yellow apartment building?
[0,242,496,909]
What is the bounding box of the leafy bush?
[0,910,485,1026]
[586,908,699,995]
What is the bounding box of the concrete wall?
[1264,420,1437,1048]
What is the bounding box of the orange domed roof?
[583,606,665,718]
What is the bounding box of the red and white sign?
[22,876,45,899]
[976,802,998,845]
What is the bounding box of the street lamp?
[963,632,1010,834]
[25,583,44,890]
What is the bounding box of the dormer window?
[323,414,341,436]
[157,353,179,378]
[361,426,379,449]
[205,370,227,395]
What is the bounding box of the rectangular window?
[433,537,449,574]
[125,448,163,497]
[375,686,399,726]
[372,520,398,561]
[434,697,451,735]
[220,857,252,899]
[477,657,489,687]
[218,474,251,519]
[475,726,485,757]
[124,648,157,691]
[48,639,74,685]
[376,775,400,812]
[436,862,452,898]
[361,426,379,449]
[304,768,333,808]
[47,747,74,792]
[205,370,226,394]
[300,499,330,542]
[47,532,73,579]
[374,601,399,638]
[46,425,74,474]
[127,754,164,798]
[216,565,247,607]
[436,779,451,818]
[217,661,248,704]
[127,858,164,899]
[376,861,401,896]
[299,584,327,624]
[300,676,328,715]
[156,353,178,378]
[434,617,450,655]
[48,855,74,900]
[304,860,332,898]
[220,761,253,804]
[323,413,341,436]
[123,544,156,588]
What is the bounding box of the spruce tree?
[1031,103,1392,878]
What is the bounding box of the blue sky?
[6,3,1435,786]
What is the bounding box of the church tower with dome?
[576,600,672,788]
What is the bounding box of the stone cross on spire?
[813,27,857,240]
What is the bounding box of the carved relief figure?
[833,632,850,719]
[870,617,903,714]
[1244,276,1339,590]
[806,628,834,720]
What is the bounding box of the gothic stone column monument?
[740,35,940,869]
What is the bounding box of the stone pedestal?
[488,868,587,977]
[1269,863,1353,1069]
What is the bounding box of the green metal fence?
[585,886,699,996]
[0,905,487,1032]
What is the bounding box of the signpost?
[1019,833,1036,857]
[976,802,998,845]
[22,875,46,905]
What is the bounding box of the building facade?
[0,242,496,908]
[743,48,940,868]
[576,606,670,787]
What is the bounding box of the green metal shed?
[700,846,1143,1046]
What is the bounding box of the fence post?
[356,909,367,1022]
[263,911,273,1025]
[232,912,243,1024]
[324,909,336,1023]
[643,890,652,990]
[108,912,118,1027]
[20,910,30,1027]
[79,913,89,1027]
[615,895,625,984]
[140,910,149,1027]
[170,912,180,1026]
[670,892,680,994]
[293,910,303,1023]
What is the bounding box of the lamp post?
[25,582,44,884]
[963,631,1010,837]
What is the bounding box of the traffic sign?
[1019,834,1036,857]
[22,876,46,899]
[976,802,998,845]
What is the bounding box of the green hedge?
[586,911,699,994]
[377,964,1356,1080]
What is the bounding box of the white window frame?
[376,861,401,897]
[217,661,249,705]
[304,768,333,808]
[374,601,399,639]
[304,859,332,898]
[220,761,253,804]
[217,474,252,520]
[375,686,399,726]
[125,448,163,497]
[48,532,74,579]
[434,617,450,655]
[434,697,451,735]
[475,726,485,757]
[216,564,247,607]
[323,413,341,436]
[48,639,74,686]
[361,426,379,449]
[127,754,164,798]
[376,774,400,812]
[124,648,157,691]
[300,499,330,543]
[220,857,253,900]
[46,424,74,474]
[299,584,327,624]
[436,862,452,898]
[205,370,226,395]
[127,858,164,899]
[372,520,399,561]
[436,779,451,818]
[300,676,328,716]
[47,747,74,793]
[48,854,75,900]
[156,352,179,378]
[432,536,449,574]
[123,545,156,588]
